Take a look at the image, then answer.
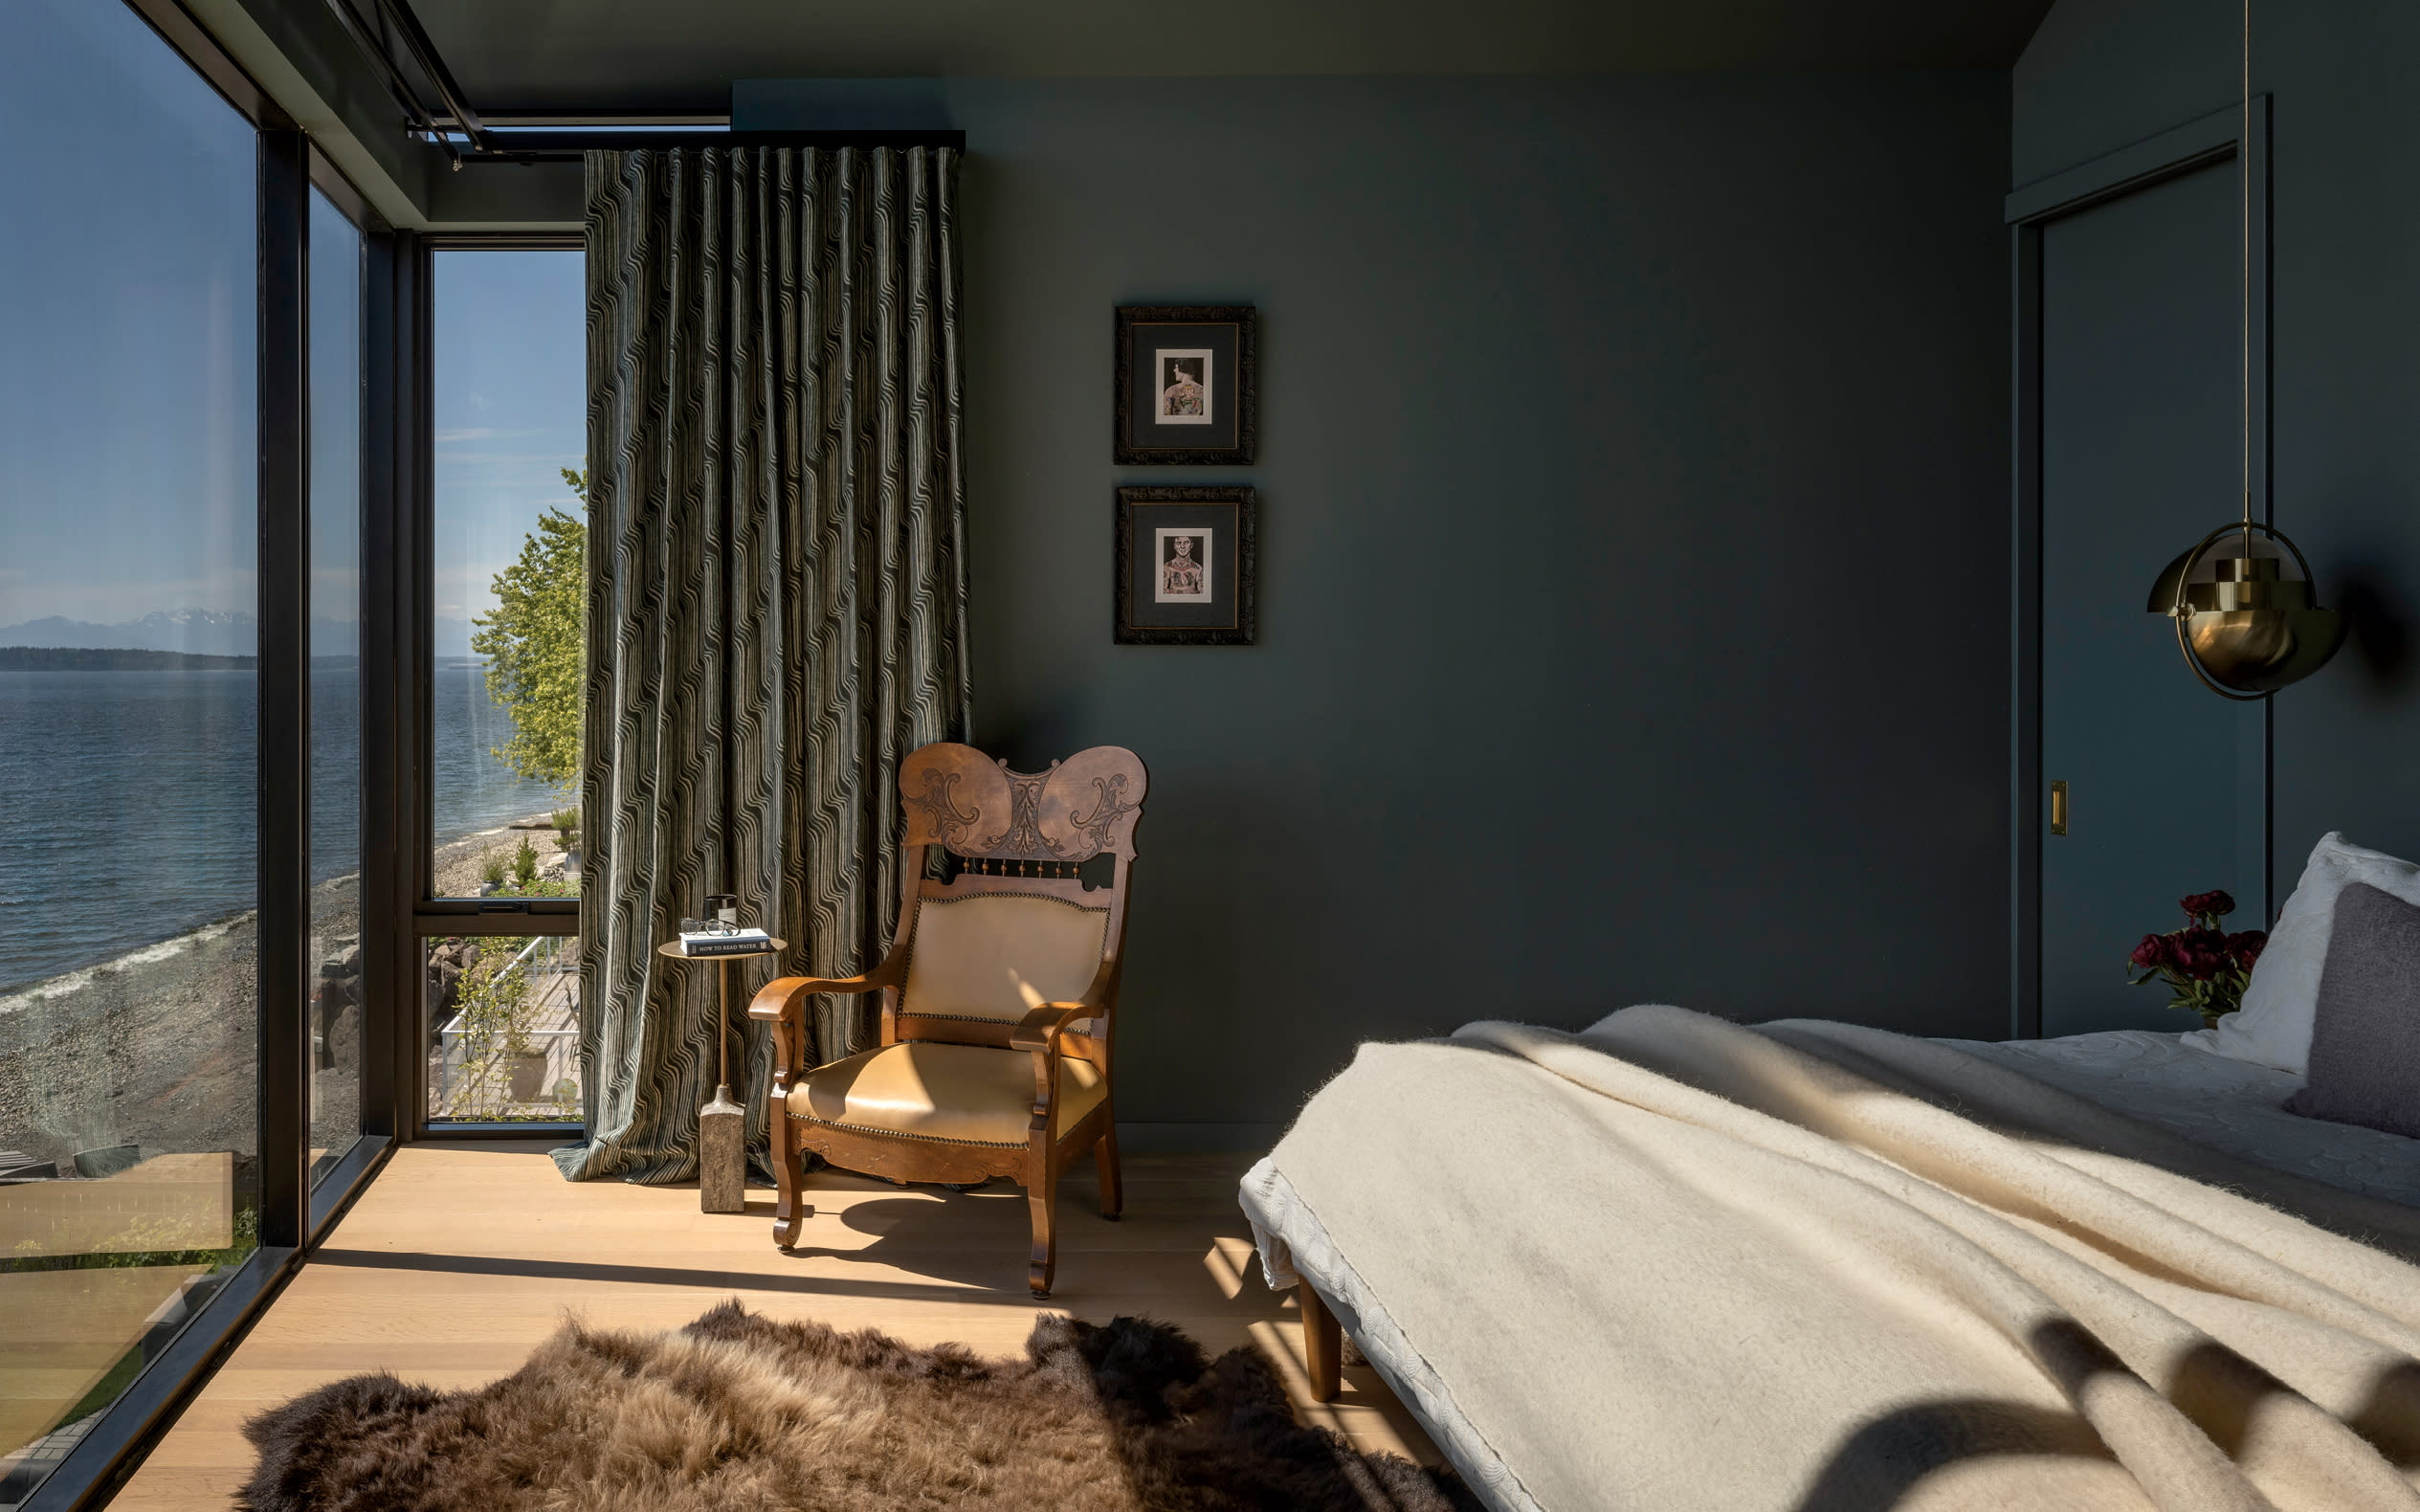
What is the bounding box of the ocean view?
[0,659,568,995]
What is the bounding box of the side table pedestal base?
[699,1085,746,1213]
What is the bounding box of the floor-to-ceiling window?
[0,0,261,1500]
[423,247,585,1125]
[309,189,368,1181]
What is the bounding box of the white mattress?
[1938,1028,2420,1208]
[1242,1024,2420,1512]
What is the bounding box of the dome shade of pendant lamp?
[2145,520,2343,699]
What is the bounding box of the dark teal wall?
[749,75,2014,1125]
[2016,4,2420,905]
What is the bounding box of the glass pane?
[429,250,586,895]
[0,0,260,1499]
[424,933,584,1123]
[308,189,366,1183]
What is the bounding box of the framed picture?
[1114,305,1256,465]
[1115,487,1256,645]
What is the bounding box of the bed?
[1240,1009,2420,1512]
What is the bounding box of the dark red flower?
[2170,927,2231,979]
[2226,929,2268,968]
[2180,891,2236,922]
[2129,933,2173,970]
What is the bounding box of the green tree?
[472,468,588,789]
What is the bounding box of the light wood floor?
[111,1144,1433,1507]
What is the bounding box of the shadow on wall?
[2334,558,2415,694]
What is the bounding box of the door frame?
[2007,99,2273,1039]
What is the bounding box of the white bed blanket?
[1244,1006,2420,1512]
[1943,1030,2420,1208]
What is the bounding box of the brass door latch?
[2050,780,2069,836]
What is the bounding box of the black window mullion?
[256,126,311,1247]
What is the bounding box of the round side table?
[658,936,786,1213]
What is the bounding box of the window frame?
[408,233,584,1141]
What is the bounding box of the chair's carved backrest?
[899,744,1146,869]
[887,745,1147,1056]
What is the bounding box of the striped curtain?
[554,146,971,1185]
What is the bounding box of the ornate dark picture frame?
[1115,486,1256,646]
[1114,305,1256,465]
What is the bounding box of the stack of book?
[679,927,772,958]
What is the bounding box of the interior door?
[2038,157,2266,1038]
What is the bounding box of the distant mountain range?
[0,611,480,658]
[0,610,264,656]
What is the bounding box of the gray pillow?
[2285,881,2420,1139]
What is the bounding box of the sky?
[0,0,584,642]
[433,251,587,657]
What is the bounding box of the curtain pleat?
[555,145,970,1185]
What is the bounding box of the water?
[0,660,566,991]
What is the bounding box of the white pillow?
[2183,833,2420,1075]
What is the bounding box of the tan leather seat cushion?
[789,1041,1106,1146]
[903,893,1107,1022]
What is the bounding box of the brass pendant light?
[2146,0,2342,700]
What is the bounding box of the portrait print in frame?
[1115,306,1255,465]
[1154,527,1212,602]
[1117,487,1255,645]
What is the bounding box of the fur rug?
[238,1301,1481,1511]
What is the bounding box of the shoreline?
[0,813,576,1011]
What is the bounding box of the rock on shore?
[0,815,573,1169]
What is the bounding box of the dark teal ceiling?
[408,0,2057,114]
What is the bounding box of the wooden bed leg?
[1299,1282,1342,1403]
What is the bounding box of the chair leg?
[1095,1122,1122,1220]
[1028,1159,1061,1298]
[772,1115,809,1251]
[1299,1282,1342,1403]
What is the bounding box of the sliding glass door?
[0,0,261,1500]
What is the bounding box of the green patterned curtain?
[555,146,971,1184]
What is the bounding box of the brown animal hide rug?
[238,1301,1483,1511]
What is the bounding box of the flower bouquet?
[2127,891,2267,1030]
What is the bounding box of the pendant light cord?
[2242,0,2253,537]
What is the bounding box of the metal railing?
[429,935,580,1120]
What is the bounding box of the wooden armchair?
[747,742,1147,1297]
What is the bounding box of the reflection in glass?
[0,0,261,1498]
[308,190,366,1183]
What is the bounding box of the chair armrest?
[1010,1002,1094,1052]
[747,971,892,1101]
[746,974,883,1022]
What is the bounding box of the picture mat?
[1126,322,1238,452]
[1124,502,1238,630]
[1153,349,1213,425]
[1153,526,1214,602]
